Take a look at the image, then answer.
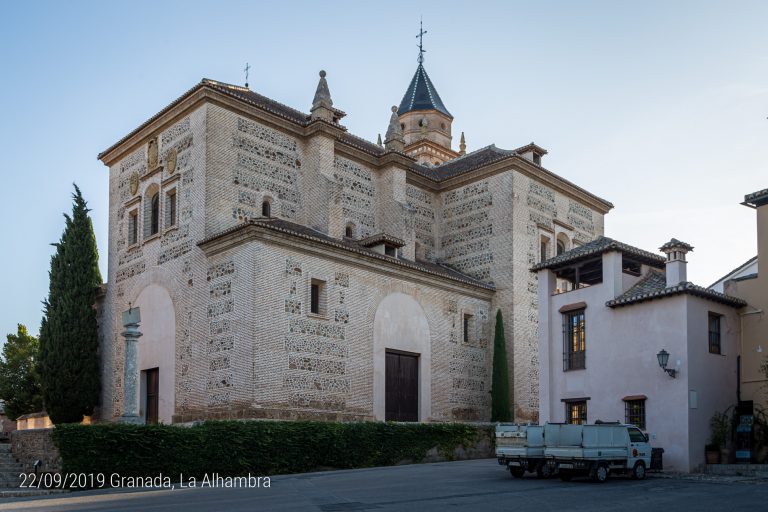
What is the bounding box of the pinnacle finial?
[377,133,383,147]
[311,69,333,120]
[384,105,405,152]
[459,132,466,155]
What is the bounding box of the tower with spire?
[396,22,459,166]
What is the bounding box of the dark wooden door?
[145,368,159,424]
[385,351,419,422]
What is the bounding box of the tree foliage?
[0,324,43,420]
[491,309,511,422]
[39,184,102,424]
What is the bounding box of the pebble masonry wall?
[100,100,604,424]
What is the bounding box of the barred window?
[708,313,721,354]
[565,400,587,425]
[563,309,586,370]
[624,398,646,430]
[165,189,177,229]
[128,210,138,245]
[150,192,159,235]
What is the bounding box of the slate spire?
[397,64,452,118]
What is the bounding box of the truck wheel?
[591,463,609,483]
[559,471,573,481]
[510,467,525,479]
[631,461,646,480]
[536,462,551,479]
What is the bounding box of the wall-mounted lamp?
[657,349,677,378]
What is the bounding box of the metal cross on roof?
[416,19,427,64]
[244,62,251,88]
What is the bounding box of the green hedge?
[53,421,487,482]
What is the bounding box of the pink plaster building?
[534,237,745,471]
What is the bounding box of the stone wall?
[174,238,492,423]
[10,429,61,474]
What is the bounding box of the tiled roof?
[398,64,452,118]
[199,218,494,291]
[606,271,747,309]
[202,79,311,125]
[409,145,515,181]
[708,255,758,288]
[531,236,666,271]
[357,233,406,248]
[744,188,768,208]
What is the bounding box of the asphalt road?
[2,459,767,512]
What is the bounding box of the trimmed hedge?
[53,421,488,481]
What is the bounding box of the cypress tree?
[491,309,511,422]
[39,184,102,424]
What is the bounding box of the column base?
[118,415,144,425]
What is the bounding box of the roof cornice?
[198,221,495,298]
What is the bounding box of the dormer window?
[262,200,271,217]
[385,245,397,257]
[533,153,542,165]
[345,223,355,238]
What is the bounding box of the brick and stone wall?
[10,429,61,474]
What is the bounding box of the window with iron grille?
[624,398,646,430]
[165,189,177,229]
[128,209,138,245]
[565,400,587,425]
[563,309,586,370]
[708,313,721,354]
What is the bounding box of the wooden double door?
[145,368,159,424]
[385,351,419,422]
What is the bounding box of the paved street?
[2,459,768,512]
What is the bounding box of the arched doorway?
[373,293,431,421]
[134,284,176,423]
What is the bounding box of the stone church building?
[96,56,612,424]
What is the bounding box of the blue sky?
[1,0,767,341]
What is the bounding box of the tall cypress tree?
[491,309,511,422]
[39,185,102,424]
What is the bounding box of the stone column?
[119,307,143,424]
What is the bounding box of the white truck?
[543,423,651,482]
[495,424,550,478]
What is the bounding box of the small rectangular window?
[565,400,587,425]
[563,309,586,370]
[708,313,721,354]
[384,245,397,257]
[624,399,646,430]
[310,279,326,316]
[540,236,550,263]
[129,210,138,245]
[463,314,474,344]
[165,189,177,228]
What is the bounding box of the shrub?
[52,421,488,486]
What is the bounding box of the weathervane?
[416,18,427,64]
[244,62,251,88]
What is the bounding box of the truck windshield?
[629,429,646,443]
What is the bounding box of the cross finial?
[244,62,251,88]
[416,18,427,64]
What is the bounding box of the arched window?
[261,200,271,217]
[556,233,569,256]
[150,193,160,235]
[556,239,565,256]
[344,223,355,238]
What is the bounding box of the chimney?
[659,239,694,287]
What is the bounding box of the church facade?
[96,58,612,424]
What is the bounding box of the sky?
[1,0,766,342]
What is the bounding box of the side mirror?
[645,434,649,442]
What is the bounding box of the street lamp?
[656,349,676,378]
